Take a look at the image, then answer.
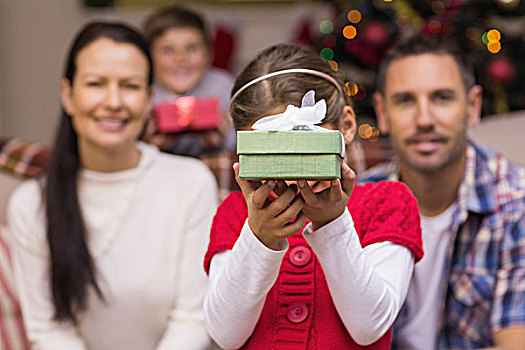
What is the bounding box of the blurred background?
[0,0,524,155]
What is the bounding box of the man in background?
[358,33,525,349]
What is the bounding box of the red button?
[286,302,308,323]
[289,246,311,267]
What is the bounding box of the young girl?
[203,44,423,349]
[7,22,216,349]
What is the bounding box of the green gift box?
[237,130,344,179]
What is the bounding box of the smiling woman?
[61,37,152,171]
[6,21,217,350]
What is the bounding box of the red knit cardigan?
[205,181,423,349]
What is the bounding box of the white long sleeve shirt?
[204,208,415,349]
[7,142,217,350]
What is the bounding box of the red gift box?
[154,96,220,133]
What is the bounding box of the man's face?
[375,53,481,174]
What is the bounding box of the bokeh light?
[466,27,481,42]
[428,19,442,34]
[343,25,357,40]
[358,124,380,142]
[320,47,334,61]
[344,81,359,96]
[354,85,367,100]
[487,29,501,43]
[396,15,410,29]
[482,32,489,45]
[323,34,337,48]
[431,1,445,15]
[369,128,380,142]
[348,10,362,24]
[327,60,338,72]
[487,41,501,54]
[358,124,371,138]
[319,20,334,34]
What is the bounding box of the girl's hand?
[297,162,355,231]
[233,163,306,250]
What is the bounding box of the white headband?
[230,68,344,104]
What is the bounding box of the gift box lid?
[237,130,344,156]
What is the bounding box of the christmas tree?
[312,0,525,130]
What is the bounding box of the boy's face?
[151,27,209,95]
[374,53,481,174]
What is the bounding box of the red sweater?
[205,181,423,349]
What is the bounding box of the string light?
[343,25,357,40]
[347,10,362,24]
[488,42,501,54]
[484,29,502,53]
[482,31,489,45]
[319,20,334,35]
[344,82,359,96]
[358,124,372,138]
[428,19,442,34]
[369,127,380,142]
[431,0,445,15]
[320,47,334,61]
[323,34,337,48]
[327,60,339,71]
[487,29,501,43]
[358,124,380,142]
[354,85,367,101]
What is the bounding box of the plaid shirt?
[358,142,525,349]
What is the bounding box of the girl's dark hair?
[45,21,152,323]
[230,44,351,130]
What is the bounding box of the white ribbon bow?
[252,90,327,131]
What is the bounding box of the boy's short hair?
[143,5,209,47]
[376,33,476,94]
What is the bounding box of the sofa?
[1,110,524,349]
[469,110,525,166]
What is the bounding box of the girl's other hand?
[233,163,306,250]
[297,162,355,231]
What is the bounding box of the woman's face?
[61,38,151,154]
[151,27,209,95]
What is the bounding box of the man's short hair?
[376,33,476,94]
[143,5,209,48]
